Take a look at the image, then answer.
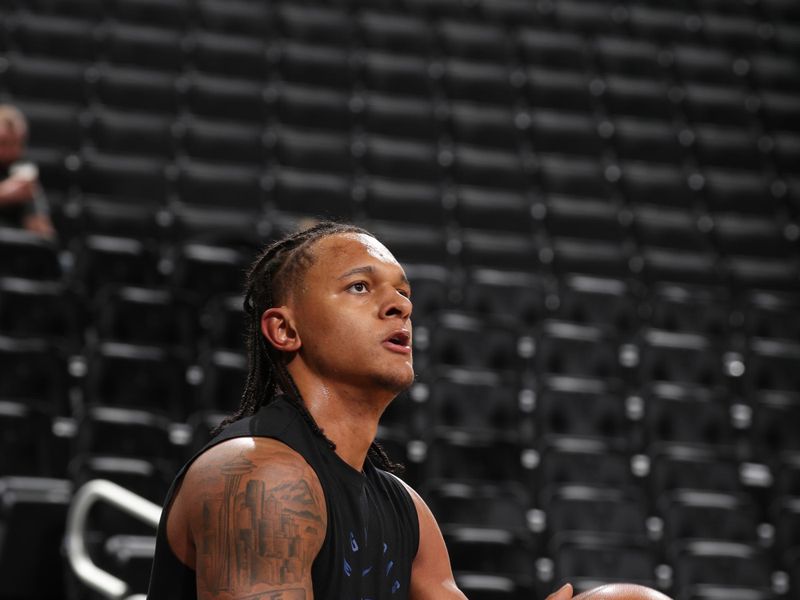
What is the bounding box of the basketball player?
[148,222,575,600]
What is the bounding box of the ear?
[260,307,302,353]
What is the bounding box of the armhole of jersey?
[385,471,422,559]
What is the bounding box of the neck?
[288,370,395,472]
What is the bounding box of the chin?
[372,365,415,394]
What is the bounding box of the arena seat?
[363,135,440,182]
[749,392,800,460]
[530,109,604,157]
[0,400,53,475]
[437,20,509,63]
[357,10,432,55]
[427,368,521,436]
[276,82,351,132]
[0,476,71,599]
[0,276,80,343]
[537,438,635,501]
[195,0,272,38]
[275,4,352,48]
[279,40,350,90]
[71,233,162,294]
[275,126,352,174]
[619,161,698,209]
[92,286,196,349]
[170,242,249,301]
[554,275,635,334]
[424,431,527,485]
[7,12,95,62]
[545,194,625,241]
[742,290,800,341]
[85,341,189,419]
[273,167,353,221]
[179,116,264,165]
[671,44,739,86]
[363,176,442,225]
[535,321,620,385]
[670,540,773,597]
[92,64,178,114]
[637,329,721,389]
[74,405,173,462]
[197,348,246,413]
[552,536,658,592]
[88,107,174,158]
[189,31,268,80]
[461,269,544,328]
[535,386,629,449]
[460,229,539,272]
[649,445,743,497]
[612,117,684,164]
[441,58,515,106]
[594,36,661,78]
[525,67,594,112]
[452,145,528,190]
[450,102,519,150]
[0,334,69,413]
[101,21,184,73]
[108,0,191,31]
[2,53,87,105]
[602,74,674,120]
[182,72,264,122]
[660,489,760,545]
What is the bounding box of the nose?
[381,288,412,321]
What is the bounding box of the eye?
[398,288,411,299]
[348,281,369,294]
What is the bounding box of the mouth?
[383,329,412,354]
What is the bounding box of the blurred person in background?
[0,104,55,238]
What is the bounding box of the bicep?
[175,438,327,600]
[398,481,467,600]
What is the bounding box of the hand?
[0,176,37,205]
[23,212,56,238]
[547,583,574,600]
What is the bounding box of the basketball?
[573,584,673,600]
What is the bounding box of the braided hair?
[214,221,403,473]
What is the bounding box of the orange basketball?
[573,584,673,600]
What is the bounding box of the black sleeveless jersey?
[147,396,420,600]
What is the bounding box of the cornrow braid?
[213,221,403,474]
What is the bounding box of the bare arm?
[396,476,575,600]
[167,437,327,600]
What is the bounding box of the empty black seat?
[646,282,729,338]
[619,161,697,209]
[462,269,544,329]
[525,67,593,112]
[460,229,538,272]
[442,58,515,105]
[363,135,439,182]
[553,538,658,593]
[535,321,620,386]
[74,405,173,460]
[101,21,184,72]
[530,109,604,157]
[7,13,95,61]
[602,74,674,120]
[195,0,272,38]
[189,31,268,80]
[93,286,196,348]
[670,540,772,596]
[594,36,661,78]
[745,339,800,396]
[0,400,53,476]
[545,194,625,242]
[275,127,352,175]
[637,329,721,389]
[197,349,247,413]
[426,311,521,373]
[518,29,586,70]
[275,83,351,132]
[425,431,526,485]
[273,167,352,221]
[92,64,178,114]
[0,335,68,412]
[279,41,350,90]
[612,117,684,164]
[649,446,743,497]
[743,290,800,342]
[536,387,628,448]
[109,0,191,30]
[367,221,448,265]
[0,477,71,599]
[176,159,262,209]
[694,124,763,170]
[88,107,173,158]
[554,275,636,334]
[85,341,189,419]
[452,145,528,190]
[749,392,800,460]
[71,234,161,295]
[363,176,441,226]
[275,4,352,48]
[358,10,432,55]
[183,72,265,122]
[179,116,263,165]
[0,276,79,343]
[671,44,738,86]
[427,369,520,436]
[661,490,759,545]
[171,242,249,301]
[449,102,518,150]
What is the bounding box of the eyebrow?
[338,265,410,286]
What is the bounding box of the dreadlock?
[214,221,403,474]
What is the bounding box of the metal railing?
[65,479,162,600]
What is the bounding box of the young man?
[0,104,54,238]
[148,222,575,600]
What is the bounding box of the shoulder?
[167,436,327,567]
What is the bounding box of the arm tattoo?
[197,450,324,597]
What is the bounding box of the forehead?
[312,232,403,273]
